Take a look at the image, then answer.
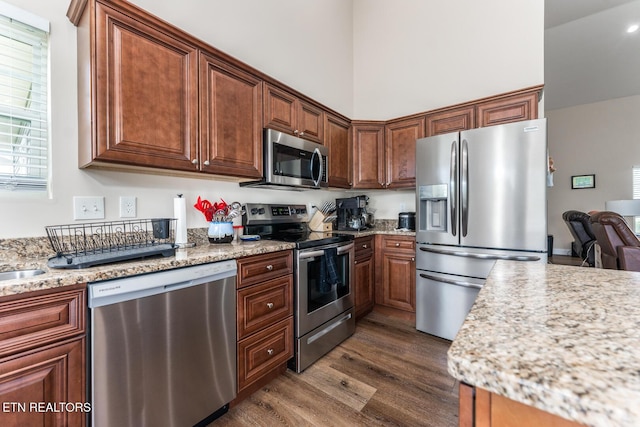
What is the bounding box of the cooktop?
[242,203,353,249]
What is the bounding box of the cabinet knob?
[204,160,210,166]
[266,264,273,271]
[348,182,353,186]
[191,159,198,165]
[411,257,415,262]
[299,132,304,136]
[266,302,274,309]
[267,348,274,356]
[354,260,358,264]
[293,129,299,134]
[362,244,367,249]
[395,243,400,247]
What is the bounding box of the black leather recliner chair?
[590,211,640,271]
[562,210,597,266]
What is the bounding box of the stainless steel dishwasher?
[88,260,237,427]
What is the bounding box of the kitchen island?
[448,261,640,427]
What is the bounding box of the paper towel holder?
[174,193,196,248]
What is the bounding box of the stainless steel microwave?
[241,128,328,190]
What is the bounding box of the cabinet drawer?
[0,288,86,358]
[354,236,374,261]
[237,275,293,340]
[380,236,415,252]
[237,317,293,392]
[237,251,293,288]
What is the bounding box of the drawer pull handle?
[266,302,274,309]
[267,348,274,355]
[266,264,273,271]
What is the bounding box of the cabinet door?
[199,53,263,178]
[379,251,416,312]
[297,100,324,144]
[0,337,85,427]
[263,84,297,134]
[352,123,385,189]
[354,256,375,319]
[426,106,475,136]
[476,92,538,127]
[93,2,198,170]
[325,114,351,188]
[385,117,424,189]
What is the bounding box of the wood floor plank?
[212,309,459,426]
[296,357,377,411]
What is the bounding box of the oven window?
[273,143,314,180]
[306,250,350,313]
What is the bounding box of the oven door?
[296,242,354,336]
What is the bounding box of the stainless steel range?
[243,203,355,373]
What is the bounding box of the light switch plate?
[119,196,137,218]
[73,196,105,220]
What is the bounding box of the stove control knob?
[258,208,266,215]
[250,208,259,215]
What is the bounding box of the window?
[0,3,49,192]
[634,166,640,233]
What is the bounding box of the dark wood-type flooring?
[214,309,459,426]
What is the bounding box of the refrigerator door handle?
[450,141,457,237]
[419,273,483,290]
[461,139,469,237]
[418,246,541,262]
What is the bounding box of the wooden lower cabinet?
[460,383,583,427]
[234,250,294,404]
[354,236,375,319]
[375,235,416,313]
[0,285,87,427]
[0,338,86,427]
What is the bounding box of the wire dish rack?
[46,218,177,269]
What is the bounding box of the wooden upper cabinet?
[426,106,475,136]
[199,52,263,178]
[85,1,199,170]
[263,84,324,144]
[476,90,539,127]
[325,114,351,188]
[352,122,385,189]
[385,116,425,189]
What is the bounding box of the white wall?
[546,94,640,254]
[0,0,544,239]
[352,0,544,120]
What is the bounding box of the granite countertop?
[0,221,414,298]
[0,236,294,297]
[447,260,640,427]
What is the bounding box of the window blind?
[0,10,49,191]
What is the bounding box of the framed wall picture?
[571,174,596,189]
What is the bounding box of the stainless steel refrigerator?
[415,118,548,340]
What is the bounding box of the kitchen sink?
[0,269,45,282]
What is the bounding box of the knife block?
[309,210,332,232]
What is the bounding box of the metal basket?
[46,218,176,269]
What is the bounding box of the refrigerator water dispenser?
[419,184,448,232]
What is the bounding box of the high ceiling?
[544,0,640,110]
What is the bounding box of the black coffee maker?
[336,195,369,231]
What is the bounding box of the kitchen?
[1,0,640,426]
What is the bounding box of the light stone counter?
[447,260,640,427]
[0,237,294,297]
[0,221,413,298]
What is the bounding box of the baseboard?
[552,248,572,256]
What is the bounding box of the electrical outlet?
[73,196,105,220]
[119,196,137,218]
